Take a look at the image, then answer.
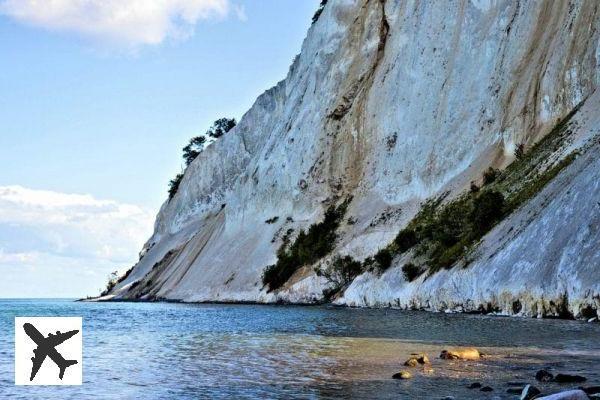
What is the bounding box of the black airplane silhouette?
[23,322,79,381]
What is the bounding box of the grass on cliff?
[372,103,582,278]
[262,198,350,292]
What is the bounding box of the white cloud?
[0,0,242,48]
[0,185,154,297]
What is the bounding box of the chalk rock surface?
[108,0,600,317]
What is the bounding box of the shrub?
[470,190,505,236]
[168,172,184,200]
[311,0,328,24]
[402,263,421,282]
[207,118,236,139]
[482,167,500,185]
[100,271,119,296]
[183,135,207,166]
[262,199,350,292]
[515,143,526,160]
[328,255,363,286]
[393,228,418,253]
[374,248,393,271]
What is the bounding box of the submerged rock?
[404,358,419,367]
[405,353,430,366]
[392,370,412,380]
[480,386,493,392]
[554,374,587,383]
[440,348,480,360]
[536,390,590,399]
[521,384,541,400]
[468,382,482,389]
[581,387,600,395]
[536,370,555,382]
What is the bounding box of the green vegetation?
[168,117,236,199]
[100,267,133,296]
[207,118,236,139]
[482,167,499,185]
[262,199,350,292]
[402,262,422,282]
[183,135,207,166]
[374,104,581,275]
[311,0,328,24]
[168,172,184,200]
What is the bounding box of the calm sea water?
[0,299,599,399]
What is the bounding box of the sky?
[0,0,320,298]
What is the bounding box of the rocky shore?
[391,347,599,399]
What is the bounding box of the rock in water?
[467,382,482,389]
[392,370,412,380]
[404,358,419,367]
[440,348,480,360]
[554,374,587,383]
[536,390,590,399]
[521,385,541,400]
[536,370,554,382]
[480,386,493,392]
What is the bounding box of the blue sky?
[0,0,319,297]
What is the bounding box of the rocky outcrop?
[106,0,600,317]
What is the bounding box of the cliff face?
[108,0,600,317]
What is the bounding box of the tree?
[515,143,526,160]
[182,135,207,166]
[168,172,184,200]
[470,190,505,236]
[207,118,236,139]
[312,0,328,24]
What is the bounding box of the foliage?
[482,167,499,185]
[376,103,581,275]
[374,248,393,271]
[402,262,422,282]
[100,271,119,296]
[322,255,363,288]
[262,199,350,292]
[168,172,184,200]
[393,228,418,253]
[311,0,328,24]
[207,117,236,139]
[183,135,207,166]
[514,143,526,160]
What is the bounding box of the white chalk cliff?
[107,0,600,318]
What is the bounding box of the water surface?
[0,299,598,399]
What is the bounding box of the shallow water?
[0,299,598,399]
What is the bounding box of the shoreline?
[80,296,600,323]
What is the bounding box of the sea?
[0,299,599,399]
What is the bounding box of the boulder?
[468,382,482,389]
[536,369,554,382]
[581,387,600,395]
[521,384,541,400]
[404,358,419,367]
[554,374,587,383]
[507,387,524,394]
[439,348,480,360]
[535,390,590,399]
[480,386,493,392]
[392,370,412,380]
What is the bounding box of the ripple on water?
[0,300,599,399]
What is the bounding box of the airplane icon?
[23,322,79,381]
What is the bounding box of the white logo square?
[15,317,82,385]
